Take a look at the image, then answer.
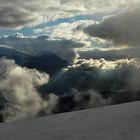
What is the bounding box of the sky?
[0,0,139,49]
[0,0,140,122]
[0,0,138,36]
[0,0,138,42]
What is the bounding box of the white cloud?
[34,20,95,43]
[46,0,139,22]
[73,89,111,110]
[70,58,140,70]
[0,58,59,122]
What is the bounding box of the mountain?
[0,101,140,140]
[0,46,70,75]
[0,46,30,65]
[23,51,69,75]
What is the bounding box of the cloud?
[43,57,140,95]
[0,58,59,122]
[84,7,140,47]
[0,57,140,122]
[70,58,140,70]
[70,58,140,91]
[46,0,139,23]
[52,88,112,113]
[79,47,140,60]
[0,6,42,29]
[0,0,138,29]
[56,0,137,14]
[73,89,111,110]
[69,58,140,91]
[0,34,85,63]
[41,56,140,113]
[33,20,94,42]
[0,0,51,29]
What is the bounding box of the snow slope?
[0,101,140,140]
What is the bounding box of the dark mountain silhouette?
[0,46,30,65]
[23,51,69,75]
[0,47,69,75]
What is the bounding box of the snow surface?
[0,101,140,140]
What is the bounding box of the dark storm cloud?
[84,8,140,46]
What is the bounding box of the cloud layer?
[43,57,140,95]
[0,56,140,122]
[0,34,84,63]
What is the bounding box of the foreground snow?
[0,101,140,140]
